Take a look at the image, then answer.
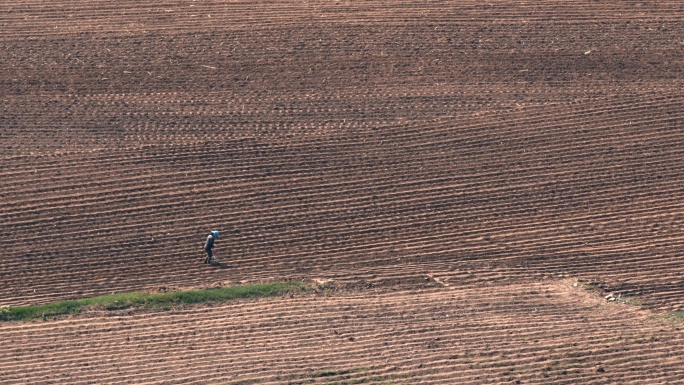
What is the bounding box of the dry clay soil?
[1,1,684,384]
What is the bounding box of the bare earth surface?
[2,281,683,384]
[1,1,684,384]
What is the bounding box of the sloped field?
[1,1,684,384]
[3,93,684,310]
[2,281,683,384]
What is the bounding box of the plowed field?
[3,281,684,384]
[2,1,684,384]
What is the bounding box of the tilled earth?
[3,281,683,384]
[1,1,684,384]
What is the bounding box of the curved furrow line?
[5,108,680,198]
[8,134,684,228]
[3,113,682,202]
[4,13,682,41]
[2,102,676,190]
[4,189,682,269]
[5,172,683,257]
[2,90,681,176]
[2,201,681,285]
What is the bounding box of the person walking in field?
[204,230,219,264]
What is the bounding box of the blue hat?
[211,231,219,239]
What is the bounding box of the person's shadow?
[212,262,230,269]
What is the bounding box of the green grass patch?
[1,281,307,322]
[666,311,684,322]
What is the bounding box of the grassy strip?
[0,282,306,322]
[666,311,684,321]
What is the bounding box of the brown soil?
[2,281,683,384]
[1,1,684,383]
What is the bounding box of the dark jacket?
[204,234,215,251]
